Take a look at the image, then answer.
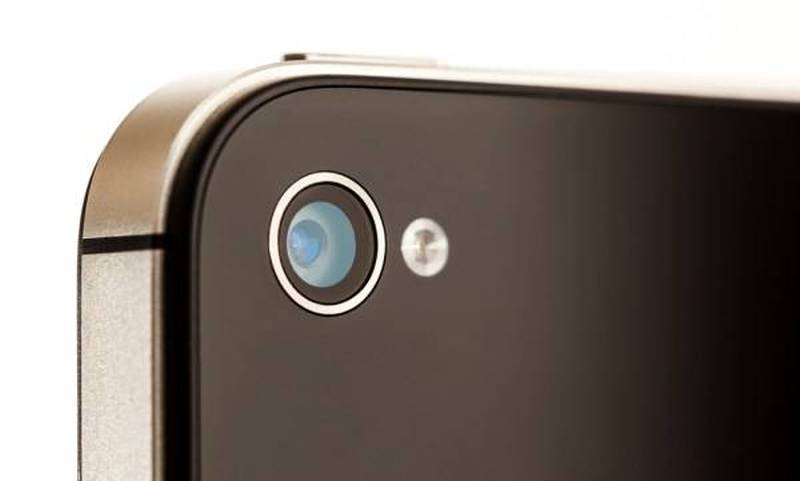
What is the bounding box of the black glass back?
[194,85,799,480]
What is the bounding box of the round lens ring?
[268,172,386,316]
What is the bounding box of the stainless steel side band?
[80,250,163,481]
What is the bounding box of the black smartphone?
[79,54,799,481]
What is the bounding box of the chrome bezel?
[268,172,386,315]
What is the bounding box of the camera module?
[269,172,385,315]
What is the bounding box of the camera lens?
[288,219,328,268]
[269,172,386,315]
[287,202,356,287]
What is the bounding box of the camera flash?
[401,218,449,277]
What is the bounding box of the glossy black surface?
[194,85,799,480]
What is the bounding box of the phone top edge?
[80,54,800,241]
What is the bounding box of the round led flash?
[401,218,449,277]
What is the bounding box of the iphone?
[79,54,799,480]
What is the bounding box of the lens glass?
[286,201,356,288]
[277,182,378,306]
[288,220,327,267]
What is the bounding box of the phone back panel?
[195,86,799,480]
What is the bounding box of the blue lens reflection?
[288,220,327,267]
[286,201,356,288]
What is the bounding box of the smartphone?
[79,54,799,481]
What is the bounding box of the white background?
[1,0,799,477]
